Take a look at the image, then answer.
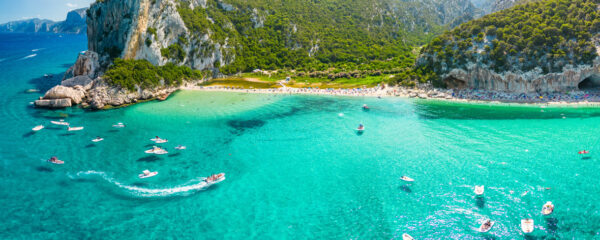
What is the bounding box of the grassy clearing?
[198,78,280,89]
[200,73,392,89]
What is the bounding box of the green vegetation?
[175,0,431,75]
[417,0,600,86]
[161,43,186,63]
[199,78,280,89]
[104,59,207,91]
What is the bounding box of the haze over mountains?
[0,8,87,34]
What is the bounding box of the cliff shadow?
[26,71,64,93]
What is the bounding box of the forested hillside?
[415,0,600,86]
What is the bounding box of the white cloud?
[66,3,77,8]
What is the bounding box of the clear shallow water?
[2,33,600,239]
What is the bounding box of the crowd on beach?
[184,83,600,106]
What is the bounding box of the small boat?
[51,120,69,126]
[48,156,64,165]
[68,126,84,131]
[521,219,534,233]
[175,145,186,150]
[205,173,226,185]
[155,139,168,144]
[150,137,161,142]
[145,146,168,155]
[139,170,158,179]
[541,201,554,215]
[578,150,589,154]
[400,176,414,182]
[402,233,414,240]
[32,125,44,131]
[362,104,370,110]
[112,123,125,128]
[478,219,495,233]
[357,124,365,132]
[91,137,104,142]
[521,191,529,197]
[474,185,484,196]
[25,89,40,93]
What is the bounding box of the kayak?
[479,219,494,233]
[68,126,84,131]
[400,176,414,182]
[521,219,534,233]
[32,125,44,131]
[474,185,484,196]
[402,233,414,240]
[49,159,64,165]
[578,150,589,154]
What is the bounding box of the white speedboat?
[112,123,125,128]
[205,173,226,185]
[68,126,84,131]
[48,156,64,165]
[402,233,414,240]
[32,125,44,131]
[478,219,494,233]
[145,146,168,155]
[521,219,534,233]
[150,137,161,142]
[400,176,414,182]
[175,145,186,150]
[139,170,158,179]
[474,185,484,196]
[91,137,104,142]
[541,201,554,215]
[51,120,69,126]
[155,139,168,144]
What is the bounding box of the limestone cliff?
[416,0,600,93]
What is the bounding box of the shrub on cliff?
[104,59,206,91]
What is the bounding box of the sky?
[0,0,95,24]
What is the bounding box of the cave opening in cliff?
[443,76,467,89]
[578,74,600,91]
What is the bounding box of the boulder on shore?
[62,75,94,89]
[43,85,86,104]
[34,98,72,108]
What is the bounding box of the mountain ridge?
[0,8,88,34]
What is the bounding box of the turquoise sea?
[2,33,600,239]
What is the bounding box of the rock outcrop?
[63,51,100,80]
[87,79,179,109]
[442,59,600,93]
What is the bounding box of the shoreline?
[182,84,600,108]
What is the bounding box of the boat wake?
[21,54,37,60]
[70,170,213,197]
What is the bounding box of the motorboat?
[150,137,161,142]
[578,150,589,154]
[145,146,168,155]
[32,125,44,131]
[400,176,414,182]
[139,170,158,179]
[91,137,104,142]
[175,145,186,150]
[541,201,554,215]
[474,185,484,196]
[68,126,84,131]
[402,233,414,240]
[357,124,365,132]
[51,120,69,126]
[155,139,168,144]
[112,122,125,128]
[521,219,534,233]
[48,156,64,165]
[478,219,494,233]
[25,89,40,93]
[205,173,226,185]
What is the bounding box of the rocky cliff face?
[87,0,225,72]
[0,8,87,34]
